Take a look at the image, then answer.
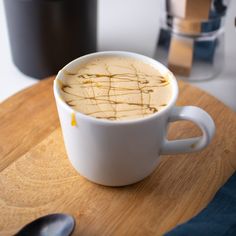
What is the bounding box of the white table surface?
[1,0,236,111]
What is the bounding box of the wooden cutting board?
[0,77,235,236]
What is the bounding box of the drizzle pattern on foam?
[60,60,171,121]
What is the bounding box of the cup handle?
[161,106,215,155]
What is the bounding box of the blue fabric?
[165,172,236,236]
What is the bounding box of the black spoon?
[14,213,75,236]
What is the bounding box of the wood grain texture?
[0,77,235,236]
[0,78,59,172]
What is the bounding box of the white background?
[0,0,236,110]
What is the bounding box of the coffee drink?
[54,52,215,186]
[60,56,173,121]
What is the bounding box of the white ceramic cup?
[53,51,215,186]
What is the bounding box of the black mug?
[4,0,97,79]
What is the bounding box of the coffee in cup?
[60,56,173,121]
[54,51,215,186]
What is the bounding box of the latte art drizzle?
[60,57,172,121]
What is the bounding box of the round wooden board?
[0,77,235,235]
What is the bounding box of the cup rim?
[53,51,178,125]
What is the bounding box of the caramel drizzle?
[71,112,77,126]
[131,64,144,116]
[105,64,117,118]
[62,66,169,120]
